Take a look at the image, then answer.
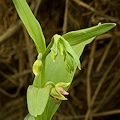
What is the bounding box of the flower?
[50,82,70,100]
[50,34,81,73]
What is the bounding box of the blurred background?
[0,0,120,120]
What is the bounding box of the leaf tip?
[113,23,117,27]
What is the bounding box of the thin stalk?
[41,60,46,87]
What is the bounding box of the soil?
[0,0,120,120]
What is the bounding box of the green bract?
[12,0,116,120]
[24,113,35,120]
[27,85,53,117]
[63,23,116,46]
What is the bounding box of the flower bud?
[58,42,64,55]
[65,53,74,73]
[32,60,42,75]
[50,51,57,62]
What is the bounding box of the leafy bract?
[44,38,95,119]
[24,113,35,120]
[12,0,46,54]
[63,23,116,46]
[27,85,52,117]
[43,23,116,119]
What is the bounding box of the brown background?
[0,0,120,120]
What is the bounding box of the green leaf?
[63,23,116,46]
[43,53,75,119]
[43,23,116,119]
[73,37,95,57]
[33,74,42,88]
[27,85,52,117]
[24,113,35,120]
[12,0,46,54]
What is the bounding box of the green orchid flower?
[49,34,80,73]
[50,82,70,100]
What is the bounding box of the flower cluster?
[50,34,81,73]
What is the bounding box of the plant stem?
[41,60,45,87]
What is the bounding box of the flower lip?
[57,87,69,95]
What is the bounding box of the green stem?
[42,37,54,60]
[41,60,45,87]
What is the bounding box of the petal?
[50,87,68,100]
[57,87,69,95]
